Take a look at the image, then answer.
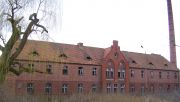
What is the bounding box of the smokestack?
[167,0,177,67]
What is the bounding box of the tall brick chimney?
[167,0,177,67]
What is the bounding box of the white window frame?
[78,83,83,93]
[62,84,68,94]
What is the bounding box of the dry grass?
[1,92,180,102]
[1,84,180,102]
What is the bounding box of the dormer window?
[164,64,168,67]
[149,62,153,65]
[132,60,136,64]
[59,53,67,58]
[29,50,39,56]
[86,56,92,60]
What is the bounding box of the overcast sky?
[47,0,180,68]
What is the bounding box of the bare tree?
[0,0,59,82]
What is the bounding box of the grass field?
[1,92,180,102]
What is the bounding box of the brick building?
[4,0,179,96]
[6,40,179,95]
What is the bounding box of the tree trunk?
[0,51,11,83]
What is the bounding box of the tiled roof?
[15,40,177,70]
[122,51,177,70]
[15,40,104,65]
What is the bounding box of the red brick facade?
[6,40,179,95]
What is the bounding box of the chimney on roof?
[167,0,177,67]
[77,42,83,48]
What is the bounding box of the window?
[121,69,125,79]
[86,56,92,60]
[78,83,83,93]
[62,84,68,94]
[63,66,68,75]
[141,70,144,78]
[150,71,154,78]
[27,83,34,94]
[150,85,154,93]
[28,63,34,68]
[106,61,114,79]
[45,83,52,94]
[28,63,35,72]
[78,67,83,76]
[167,72,170,79]
[130,70,134,78]
[164,64,168,67]
[119,62,126,79]
[159,84,163,92]
[114,52,118,58]
[92,68,97,76]
[167,85,170,92]
[141,84,145,95]
[59,53,67,58]
[46,64,52,74]
[120,84,125,93]
[175,84,179,90]
[30,50,39,56]
[159,72,162,79]
[130,85,135,93]
[132,60,136,64]
[92,84,97,93]
[118,70,120,78]
[149,62,153,65]
[174,72,177,79]
[114,84,118,93]
[106,68,114,79]
[107,83,112,93]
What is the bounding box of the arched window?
[106,61,114,79]
[118,62,126,79]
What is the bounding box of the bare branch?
[36,0,45,14]
[10,21,34,61]
[10,13,48,61]
[0,34,6,45]
[9,67,21,76]
[3,13,12,18]
[29,13,48,33]
[9,62,45,76]
[15,16,24,25]
[34,23,48,33]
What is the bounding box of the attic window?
[164,64,168,67]
[29,50,39,56]
[59,53,67,58]
[86,56,92,60]
[132,60,136,64]
[149,62,153,65]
